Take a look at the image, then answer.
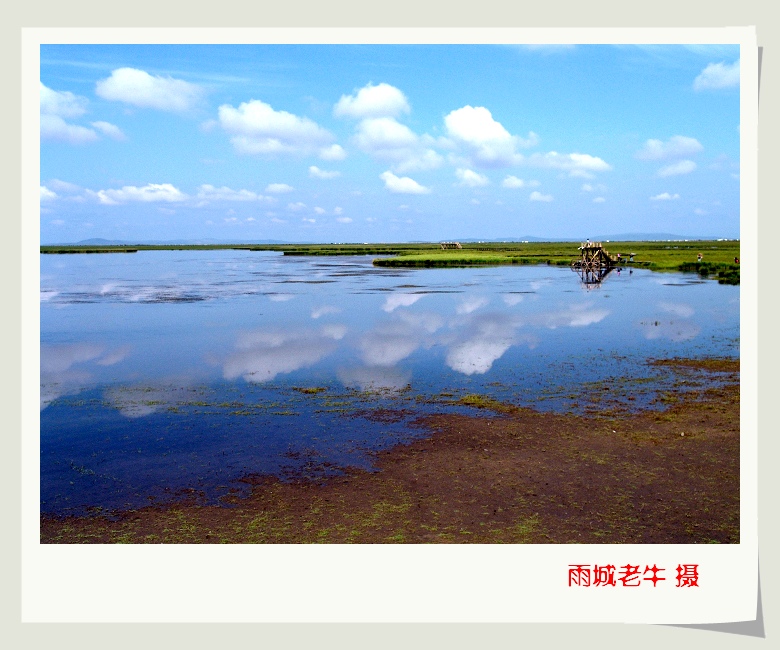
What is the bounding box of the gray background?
[4,1,776,647]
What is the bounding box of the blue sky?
[39,43,741,243]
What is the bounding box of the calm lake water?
[40,250,739,515]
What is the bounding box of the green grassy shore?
[40,239,740,284]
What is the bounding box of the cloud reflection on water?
[359,320,426,367]
[41,256,736,415]
[337,366,412,392]
[639,319,701,342]
[637,301,700,342]
[223,325,346,382]
[358,307,444,367]
[456,295,489,315]
[532,303,610,329]
[103,385,176,418]
[445,312,521,375]
[267,293,295,302]
[311,305,342,319]
[443,302,607,375]
[40,342,131,409]
[502,293,525,306]
[658,302,695,318]
[382,293,424,312]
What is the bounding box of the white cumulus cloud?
[196,185,270,202]
[218,99,335,156]
[334,82,411,119]
[40,114,98,144]
[309,165,341,179]
[39,83,103,144]
[40,83,88,118]
[530,191,553,202]
[380,171,431,194]
[693,60,740,91]
[502,176,540,189]
[456,168,489,187]
[319,144,347,160]
[650,192,680,201]
[444,105,538,167]
[48,179,81,193]
[40,186,57,202]
[90,121,126,140]
[96,67,204,112]
[527,151,612,178]
[657,160,697,177]
[636,135,703,160]
[88,183,188,205]
[265,183,294,193]
[354,117,443,173]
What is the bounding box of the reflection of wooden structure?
[573,265,613,288]
[440,242,462,249]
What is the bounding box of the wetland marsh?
[39,245,740,543]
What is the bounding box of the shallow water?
[40,250,739,515]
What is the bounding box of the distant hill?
[43,233,738,246]
[62,238,296,246]
[71,238,129,246]
[452,233,735,243]
[591,233,734,242]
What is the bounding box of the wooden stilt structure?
[571,242,618,287]
[571,242,617,271]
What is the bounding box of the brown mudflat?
[40,358,739,544]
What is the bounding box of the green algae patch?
[293,387,328,395]
[457,393,520,414]
[651,357,739,374]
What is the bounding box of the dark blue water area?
[40,250,739,516]
[40,383,444,516]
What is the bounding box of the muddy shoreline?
[40,358,739,544]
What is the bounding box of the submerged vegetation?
[40,357,740,544]
[40,239,740,283]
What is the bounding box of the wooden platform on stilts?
[570,242,620,287]
[571,242,617,270]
